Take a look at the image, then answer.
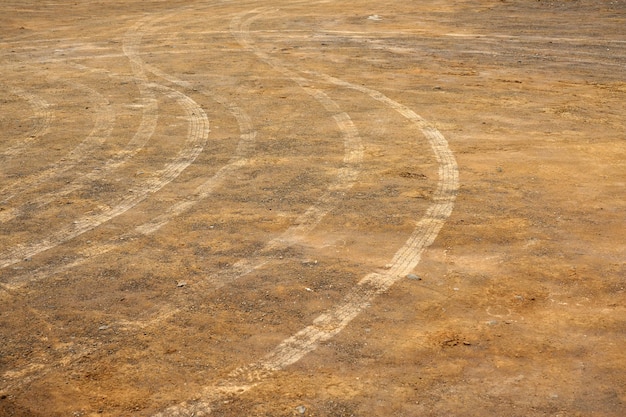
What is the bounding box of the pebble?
[296,405,306,414]
[406,273,421,281]
[177,281,187,288]
[98,325,109,330]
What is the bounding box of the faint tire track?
[0,86,53,159]
[186,9,365,291]
[0,4,363,401]
[153,9,458,416]
[0,69,158,224]
[0,81,114,204]
[0,18,162,220]
[0,8,258,290]
[0,79,255,396]
[0,81,254,291]
[0,5,255,389]
[0,17,211,269]
[0,84,208,269]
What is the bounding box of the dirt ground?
[1,0,625,416]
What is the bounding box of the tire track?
[0,79,255,291]
[0,86,208,396]
[0,86,53,159]
[0,8,256,290]
[186,9,364,292]
[0,84,208,269]
[155,84,457,417]
[0,15,162,207]
[1,3,363,400]
[1,5,257,394]
[0,81,115,204]
[1,5,253,390]
[2,2,361,307]
[153,10,458,417]
[0,82,255,396]
[0,70,158,224]
[0,17,210,269]
[0,19,161,218]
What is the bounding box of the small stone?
[406,273,421,281]
[177,281,187,288]
[296,405,306,414]
[98,325,109,330]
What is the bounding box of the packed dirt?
[1,1,625,416]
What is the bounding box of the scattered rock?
[296,405,306,414]
[367,14,382,21]
[406,273,422,281]
[98,325,109,331]
[177,281,187,288]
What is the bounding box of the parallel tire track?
[0,68,158,224]
[0,16,211,269]
[189,9,365,291]
[0,81,114,205]
[0,85,208,269]
[153,9,458,417]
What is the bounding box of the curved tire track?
[190,9,365,291]
[0,86,53,159]
[0,18,211,269]
[153,9,458,417]
[0,81,115,205]
[0,84,208,269]
[0,68,158,224]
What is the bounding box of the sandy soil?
[1,1,625,416]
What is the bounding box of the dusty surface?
[1,1,625,416]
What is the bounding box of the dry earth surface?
[1,0,625,416]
